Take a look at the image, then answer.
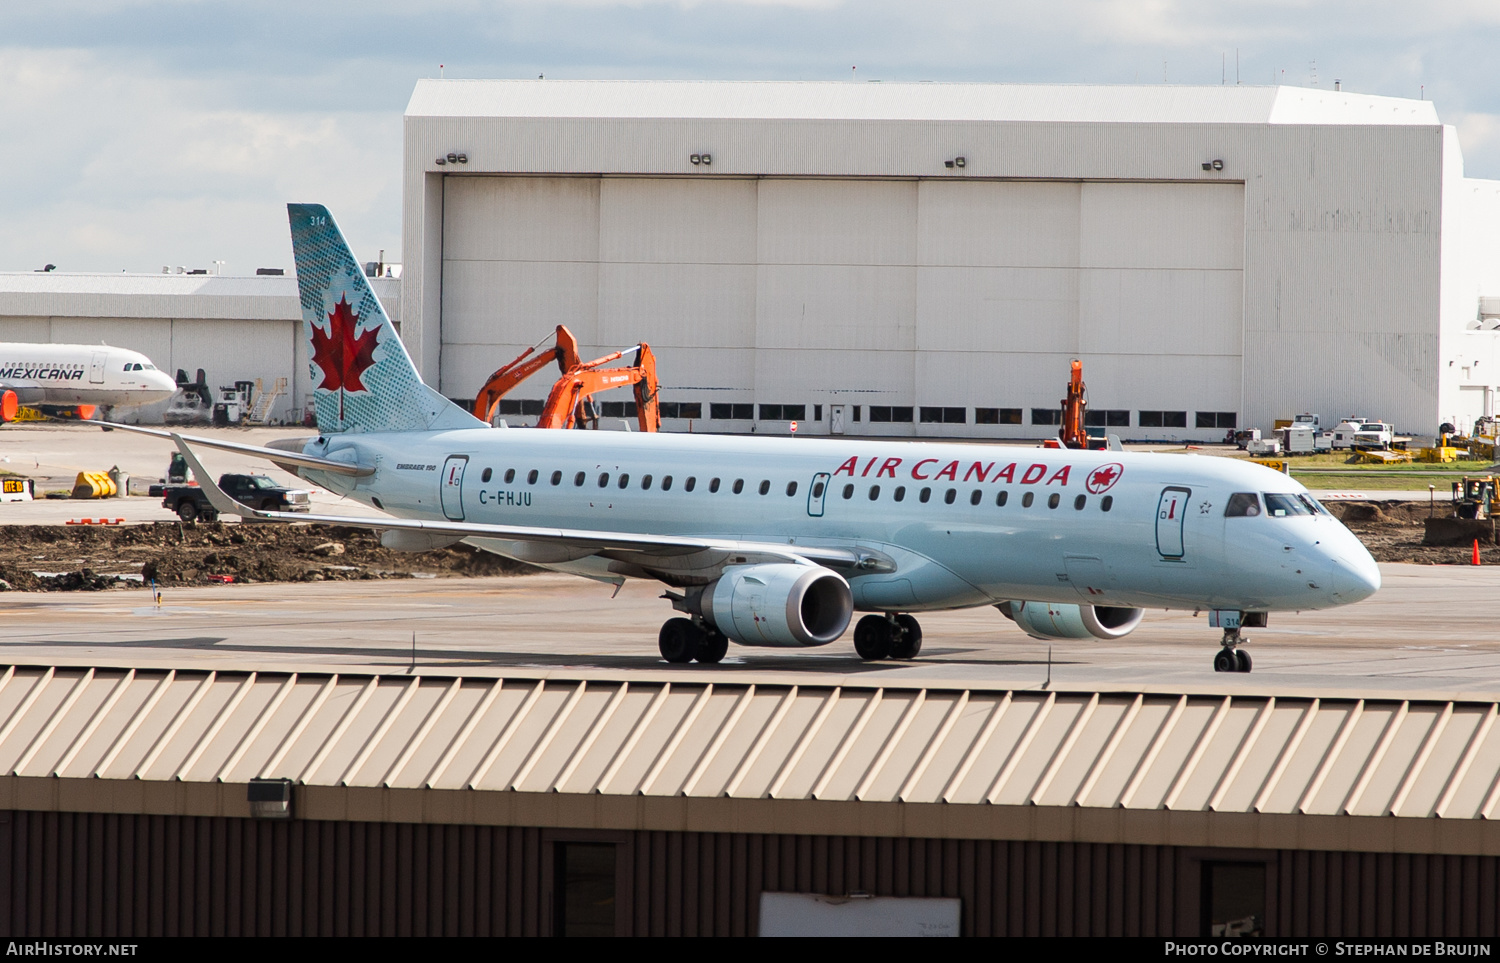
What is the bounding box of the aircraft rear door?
[89,352,106,384]
[441,455,468,521]
[807,472,830,517]
[1156,486,1190,560]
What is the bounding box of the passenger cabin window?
[1022,492,1035,508]
[618,474,630,489]
[1047,493,1060,509]
[996,491,1008,507]
[481,468,493,483]
[785,481,797,496]
[662,475,673,490]
[810,481,823,498]
[685,477,696,492]
[527,469,538,484]
[1101,495,1113,512]
[970,490,982,506]
[919,487,931,503]
[759,480,770,495]
[597,473,609,487]
[868,485,880,500]
[894,486,906,502]
[842,484,854,499]
[732,479,744,494]
[1074,495,1087,510]
[642,475,653,489]
[574,471,586,487]
[709,478,721,493]
[551,471,562,485]
[1263,493,1312,517]
[504,469,516,483]
[944,489,956,505]
[1225,493,1262,517]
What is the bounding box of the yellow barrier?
[71,471,117,499]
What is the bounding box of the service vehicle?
[158,473,311,522]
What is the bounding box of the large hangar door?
[438,176,601,401]
[1076,182,1245,423]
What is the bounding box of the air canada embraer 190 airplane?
[111,204,1381,673]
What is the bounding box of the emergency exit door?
[807,473,830,517]
[441,455,468,521]
[1156,486,1190,560]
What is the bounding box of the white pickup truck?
[1330,418,1396,450]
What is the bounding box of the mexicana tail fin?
[287,203,483,434]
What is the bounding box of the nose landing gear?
[1213,627,1253,673]
[854,613,923,660]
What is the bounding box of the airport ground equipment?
[70,472,116,499]
[472,325,661,432]
[157,473,311,522]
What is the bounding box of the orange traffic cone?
[1474,539,1482,566]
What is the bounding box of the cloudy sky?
[3,0,1499,274]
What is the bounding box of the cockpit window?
[1297,494,1327,515]
[1263,493,1313,517]
[1225,492,1261,517]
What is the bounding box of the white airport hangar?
[401,80,1500,441]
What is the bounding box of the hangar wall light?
[435,152,468,166]
[1202,159,1225,171]
[690,153,713,165]
[944,156,967,169]
[248,777,293,820]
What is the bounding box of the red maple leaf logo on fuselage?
[311,295,379,420]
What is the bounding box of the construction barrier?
[0,478,33,503]
[70,472,118,499]
[65,518,124,526]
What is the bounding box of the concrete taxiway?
[0,563,1496,700]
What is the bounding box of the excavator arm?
[471,325,582,424]
[536,344,661,431]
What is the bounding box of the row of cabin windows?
[838,482,1113,512]
[479,465,797,497]
[492,401,1237,429]
[473,465,1114,512]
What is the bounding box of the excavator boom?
[472,325,661,432]
[472,325,582,424]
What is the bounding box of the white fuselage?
[294,428,1381,615]
[0,343,177,408]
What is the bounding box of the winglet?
[170,435,264,520]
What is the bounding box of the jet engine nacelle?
[997,600,1145,641]
[695,563,853,647]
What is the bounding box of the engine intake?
[693,563,853,647]
[997,600,1145,641]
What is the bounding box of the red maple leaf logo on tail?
[311,294,379,420]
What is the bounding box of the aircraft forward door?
[441,455,468,521]
[807,472,830,517]
[1156,486,1190,560]
[89,352,106,384]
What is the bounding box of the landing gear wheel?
[1213,648,1237,673]
[695,629,729,664]
[889,614,923,659]
[1234,649,1252,673]
[658,618,702,664]
[854,614,893,660]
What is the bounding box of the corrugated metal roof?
[405,80,1440,128]
[2,665,1496,821]
[0,274,400,322]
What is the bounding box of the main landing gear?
[658,617,730,664]
[853,613,923,661]
[1213,627,1253,673]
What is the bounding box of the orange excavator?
[1047,358,1108,450]
[471,325,661,432]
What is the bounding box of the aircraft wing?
[103,422,373,477]
[171,435,894,575]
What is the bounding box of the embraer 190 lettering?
[111,205,1381,673]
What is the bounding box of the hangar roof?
[0,273,400,322]
[2,665,1495,841]
[406,80,1440,128]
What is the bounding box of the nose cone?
[1327,550,1381,604]
[148,371,179,398]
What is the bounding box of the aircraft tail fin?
[287,203,483,434]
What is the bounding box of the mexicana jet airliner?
[114,204,1381,672]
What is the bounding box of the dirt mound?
[0,521,539,591]
[1326,499,1500,564]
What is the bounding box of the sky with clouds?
[3,0,1499,274]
